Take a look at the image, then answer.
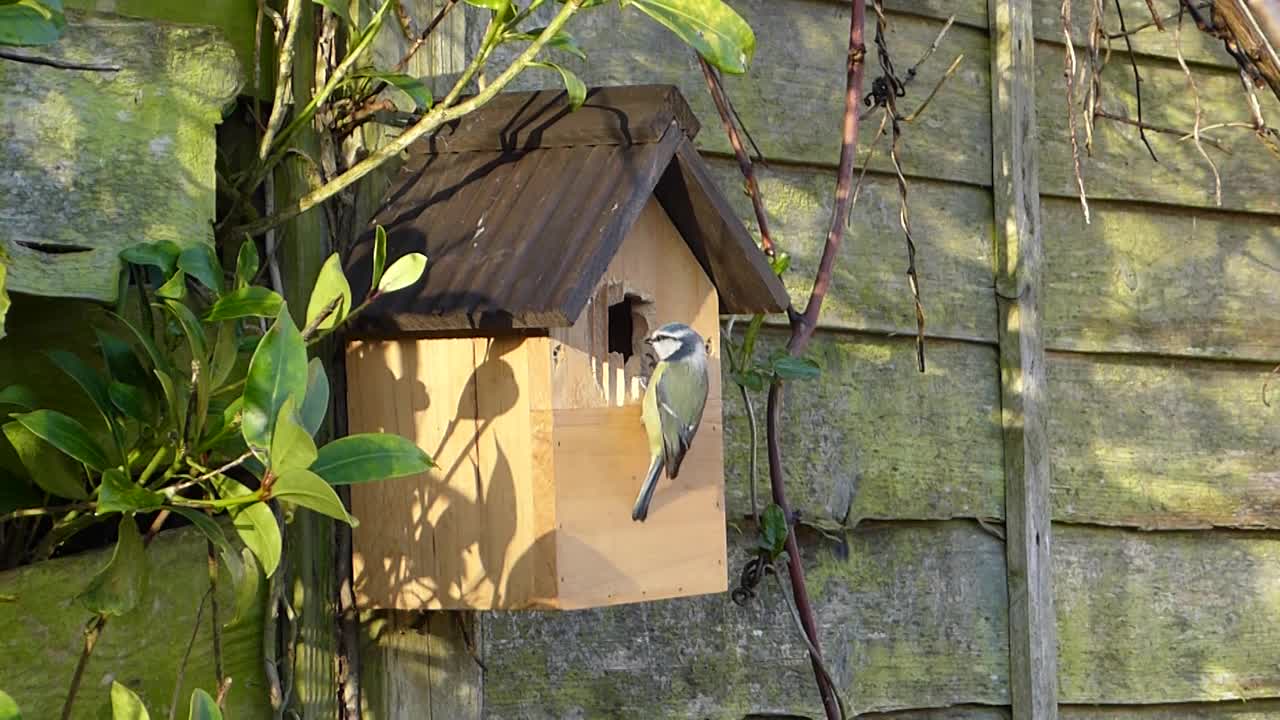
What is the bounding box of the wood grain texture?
[0,526,268,719]
[990,0,1058,717]
[0,11,239,302]
[491,2,993,185]
[1046,351,1280,529]
[1042,197,1280,361]
[1036,40,1280,213]
[722,332,1004,528]
[704,159,998,342]
[1055,525,1280,703]
[360,610,482,720]
[1032,0,1241,67]
[482,522,1010,719]
[855,701,1280,719]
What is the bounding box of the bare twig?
[1143,0,1166,30]
[699,56,775,256]
[395,0,460,72]
[208,543,226,708]
[1176,7,1223,205]
[1062,0,1092,222]
[169,587,214,720]
[1114,0,1159,161]
[1083,0,1105,154]
[771,555,849,719]
[1235,66,1280,158]
[902,54,965,123]
[59,615,105,720]
[886,107,926,372]
[0,502,93,523]
[1094,109,1229,152]
[258,0,304,160]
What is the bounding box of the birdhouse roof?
[344,84,790,336]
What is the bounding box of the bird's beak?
[642,335,654,346]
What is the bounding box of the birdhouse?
[343,85,789,611]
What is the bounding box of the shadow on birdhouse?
[343,85,789,611]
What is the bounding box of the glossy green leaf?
[204,287,284,321]
[97,468,164,515]
[153,369,187,436]
[156,270,187,301]
[731,369,766,393]
[214,477,280,577]
[187,689,222,720]
[170,507,244,593]
[353,69,433,110]
[625,0,755,74]
[79,515,148,616]
[108,382,151,423]
[235,238,260,288]
[48,350,115,423]
[14,409,111,471]
[229,546,260,625]
[531,61,586,110]
[462,0,512,10]
[370,225,388,291]
[376,253,427,294]
[269,398,317,474]
[110,680,150,720]
[771,354,821,381]
[311,0,352,27]
[0,385,38,410]
[177,244,224,294]
[300,358,329,437]
[312,433,433,486]
[305,253,351,332]
[119,240,181,276]
[504,28,587,60]
[2,422,86,499]
[162,300,209,360]
[0,688,20,720]
[271,468,355,524]
[106,311,170,375]
[208,322,239,390]
[758,503,788,557]
[96,330,150,387]
[242,306,307,459]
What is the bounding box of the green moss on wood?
[0,11,240,302]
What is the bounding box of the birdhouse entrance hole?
[607,293,652,364]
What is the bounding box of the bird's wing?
[655,360,709,479]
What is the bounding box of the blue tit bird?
[632,322,710,522]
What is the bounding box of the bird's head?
[644,322,705,362]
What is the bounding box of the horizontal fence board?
[857,709,1010,720]
[1033,0,1237,68]
[0,526,268,719]
[494,2,993,186]
[1062,700,1280,718]
[706,159,998,342]
[1056,525,1280,703]
[1043,197,1280,362]
[1036,40,1280,214]
[722,332,1004,527]
[1047,351,1280,529]
[483,521,1010,719]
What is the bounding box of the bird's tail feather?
[631,456,663,522]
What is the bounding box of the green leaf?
[156,270,187,301]
[0,385,38,410]
[154,369,187,436]
[462,0,512,10]
[162,299,209,362]
[120,240,181,276]
[625,0,755,74]
[177,244,225,294]
[242,307,307,459]
[2,422,86,499]
[204,287,284,322]
[235,238,260,288]
[110,680,150,720]
[376,253,427,294]
[208,322,239,391]
[311,0,352,27]
[97,468,164,515]
[312,433,433,486]
[731,369,766,393]
[504,28,587,60]
[0,0,65,47]
[106,311,170,375]
[769,251,791,276]
[169,507,244,594]
[300,358,329,437]
[269,398,317,474]
[79,515,148,616]
[271,468,355,524]
[0,688,20,720]
[187,689,222,720]
[48,350,115,424]
[229,546,260,625]
[530,61,586,110]
[370,225,388,291]
[214,478,280,577]
[352,69,433,110]
[96,330,150,387]
[771,354,821,381]
[305,253,351,332]
[15,409,111,471]
[758,503,788,557]
[108,382,151,423]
